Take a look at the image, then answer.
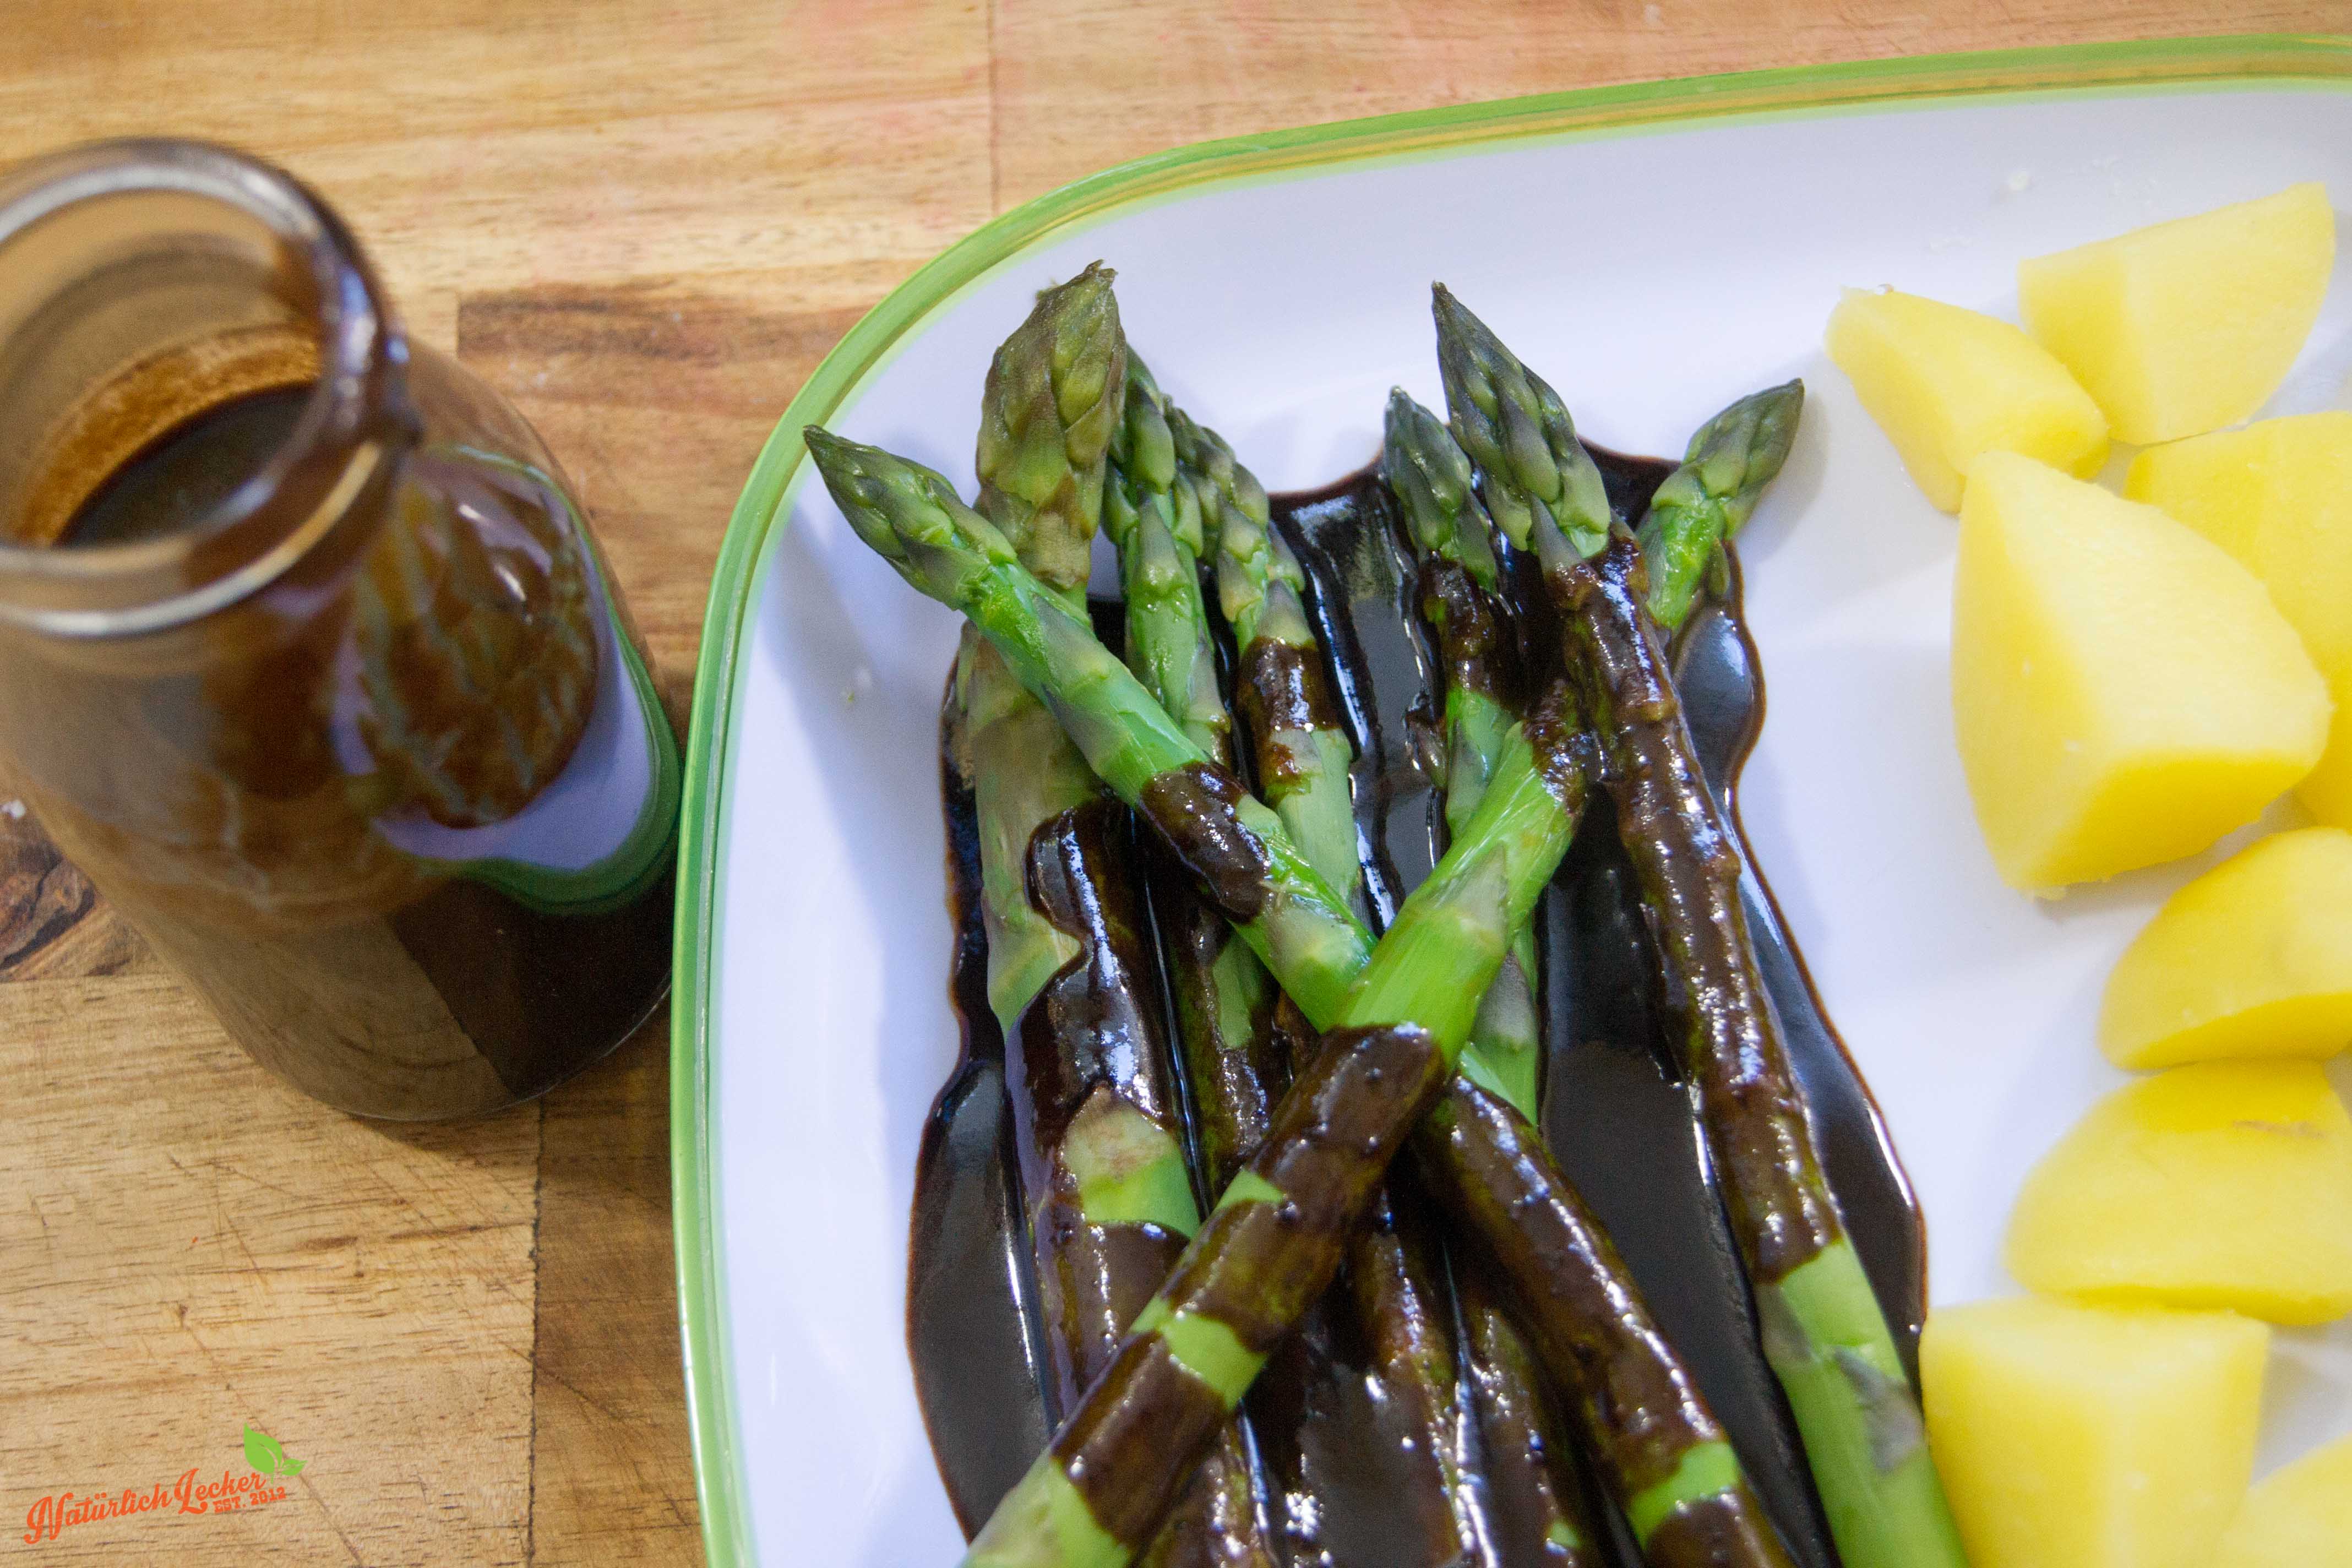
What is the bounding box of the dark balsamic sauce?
[1277,475,1439,919]
[1672,558,1930,1390]
[907,452,1928,1566]
[906,669,1055,1533]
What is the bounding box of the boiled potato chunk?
[2298,692,2352,828]
[2020,183,2335,444]
[1826,287,2108,510]
[2215,1435,2352,1568]
[2007,1060,2352,1324]
[2101,827,2352,1068]
[1921,1296,2266,1568]
[2126,413,2352,826]
[1951,453,2328,889]
[2127,413,2352,667]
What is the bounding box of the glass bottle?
[0,140,678,1118]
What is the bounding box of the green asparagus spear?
[805,428,1788,1568]
[956,645,1196,1371]
[1385,388,1598,1568]
[1163,389,1476,1566]
[966,274,1271,1568]
[1433,286,1968,1568]
[1458,1260,1609,1568]
[1102,352,1286,1193]
[1454,1255,1605,1568]
[1636,381,1805,631]
[961,264,1126,1023]
[1384,388,1544,1117]
[1573,530,1965,1568]
[1172,409,1364,908]
[964,272,1174,1240]
[966,270,1172,1240]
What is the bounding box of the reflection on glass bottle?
[0,140,677,1118]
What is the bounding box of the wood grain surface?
[0,3,2339,1562]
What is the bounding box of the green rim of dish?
[670,34,2352,1566]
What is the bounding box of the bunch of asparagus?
[807,266,1968,1568]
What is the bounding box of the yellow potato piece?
[2127,413,2352,826]
[2215,1435,2352,1568]
[2007,1060,2352,1324]
[2020,183,2336,444]
[1921,1296,2267,1568]
[1826,287,2107,511]
[1951,452,2328,889]
[2299,670,2352,827]
[2101,827,2352,1068]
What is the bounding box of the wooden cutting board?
[0,2,2326,1561]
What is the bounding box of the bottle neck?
[0,139,413,637]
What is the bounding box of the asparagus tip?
[1044,258,1115,298]
[976,260,1129,590]
[806,426,1016,606]
[1381,385,1499,587]
[1638,377,1811,631]
[1429,285,1614,562]
[1686,378,1807,502]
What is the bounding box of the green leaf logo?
[243,1425,303,1476]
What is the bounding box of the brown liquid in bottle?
[0,141,678,1119]
[15,373,677,1118]
[64,384,314,547]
